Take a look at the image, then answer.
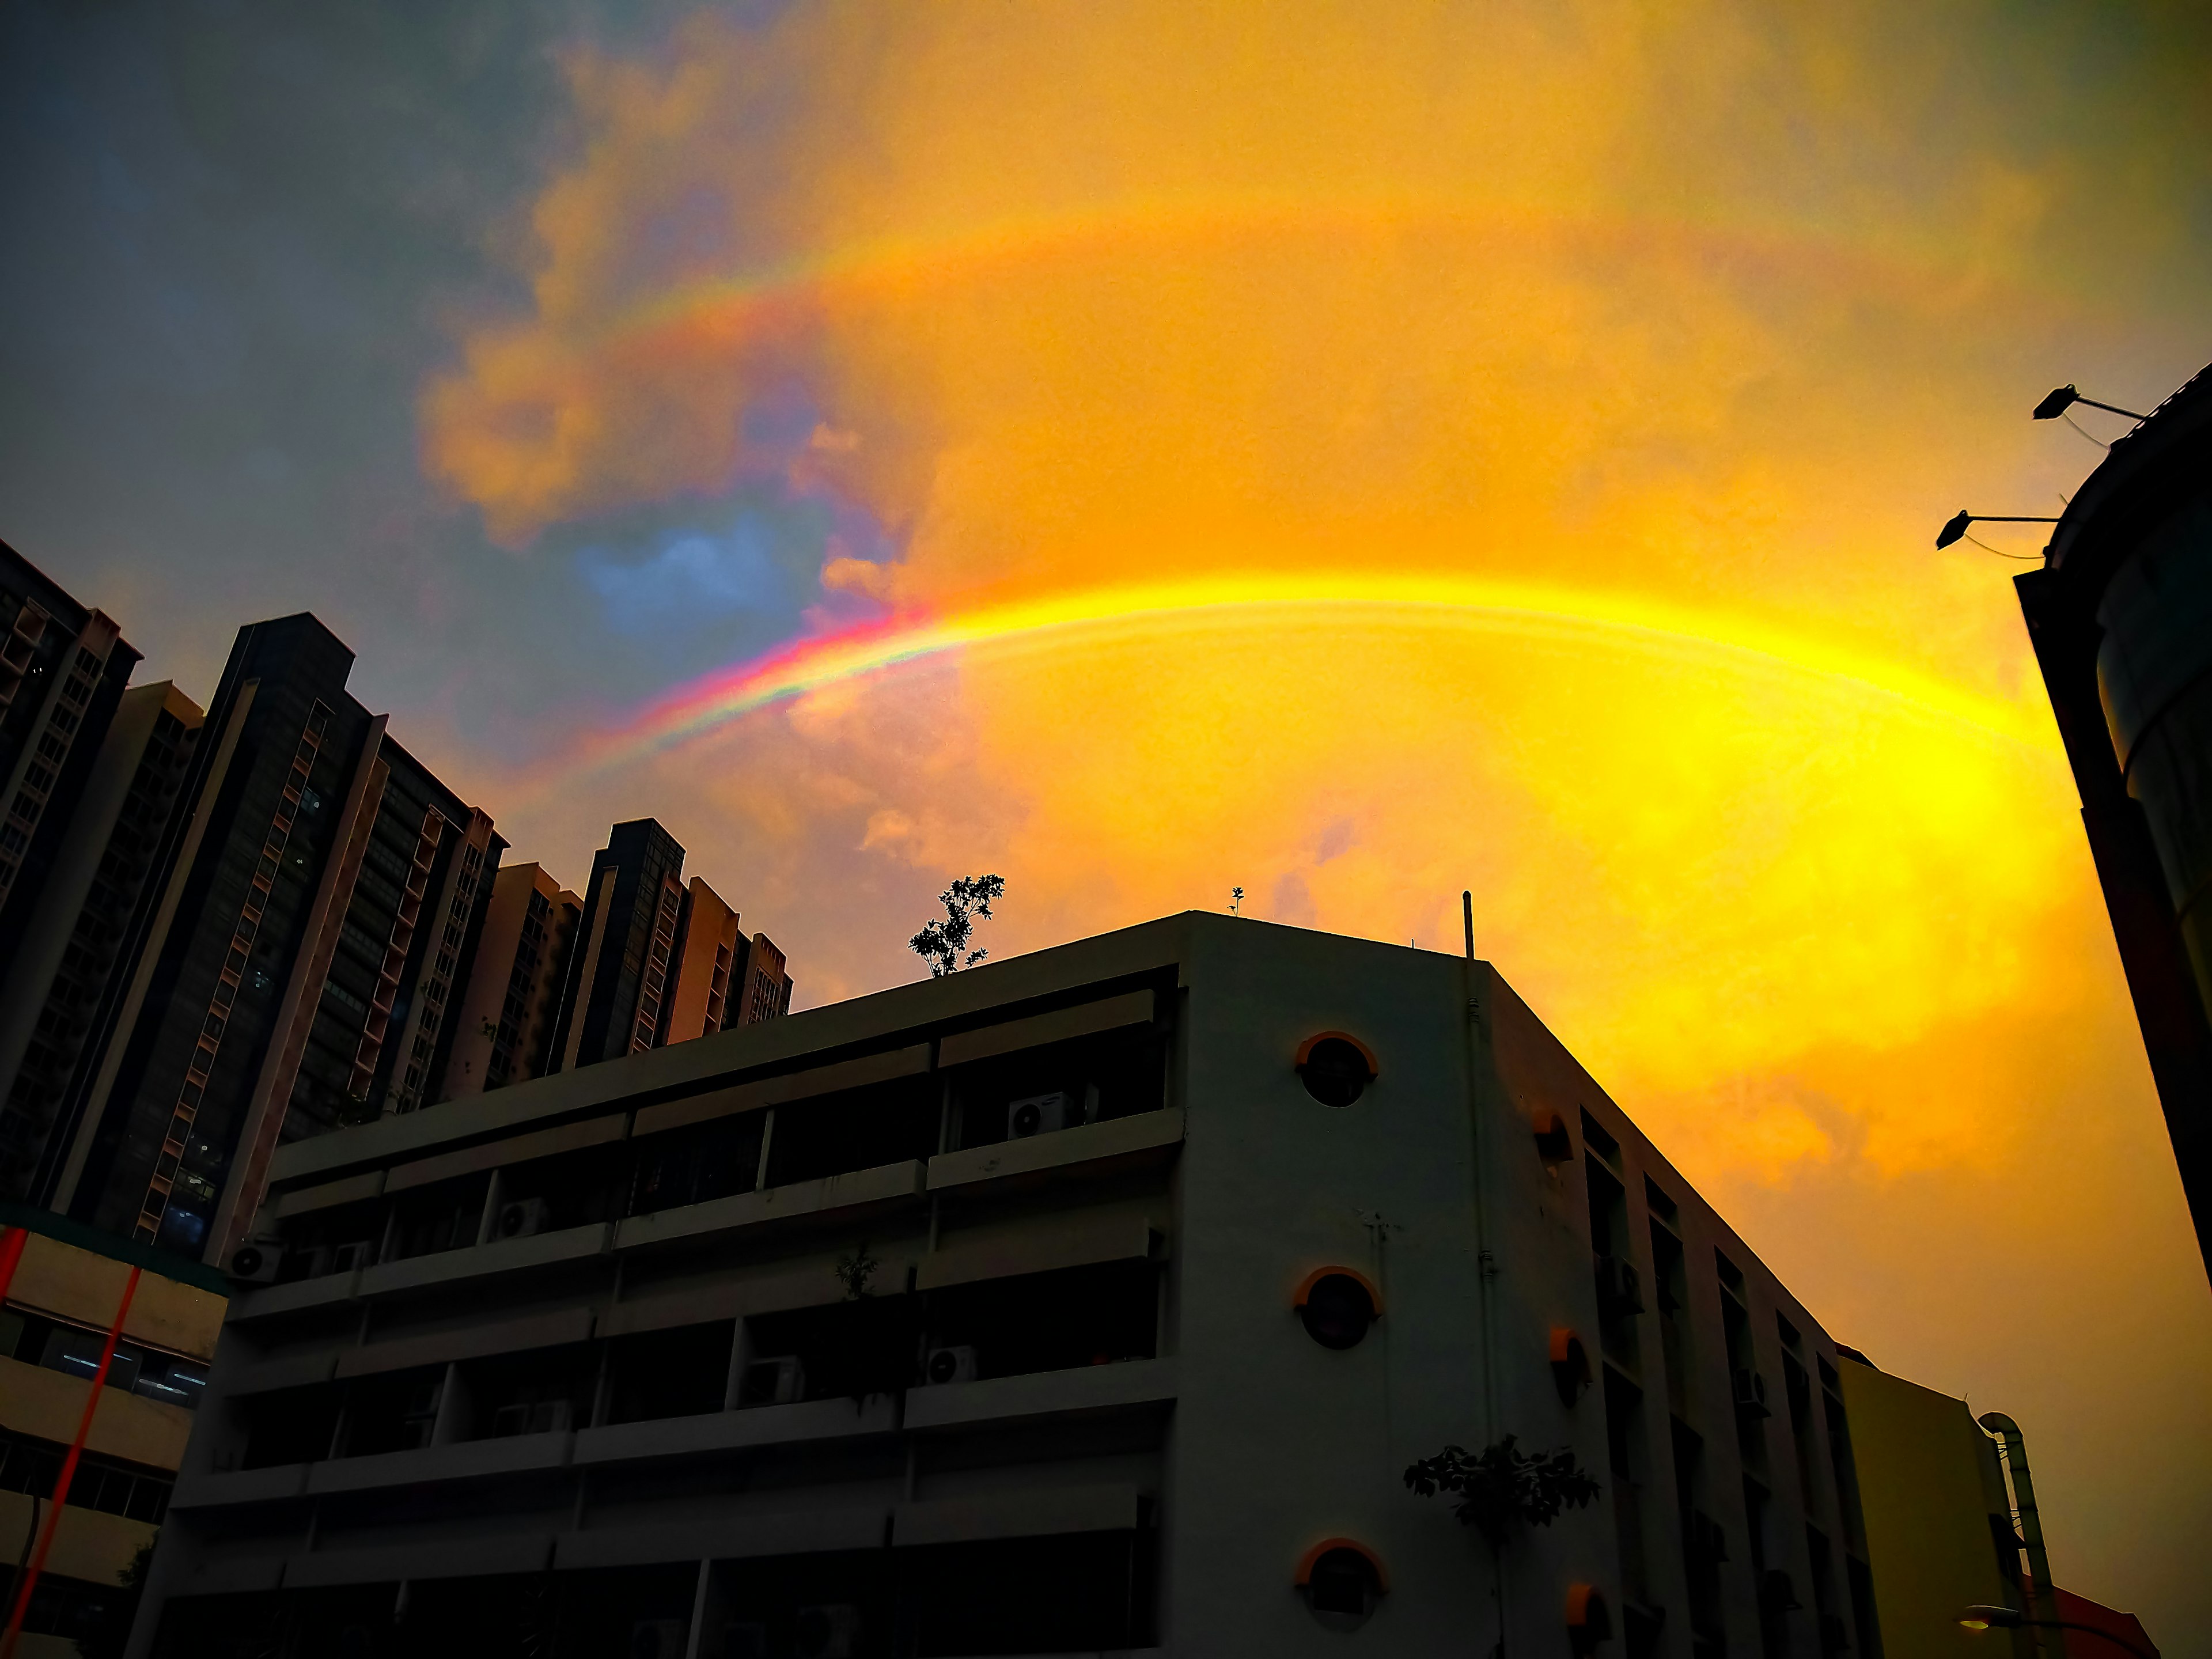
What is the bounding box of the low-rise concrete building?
[1,1207,226,1656]
[128,914,2023,1657]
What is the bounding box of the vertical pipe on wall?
[1460,889,1508,1653]
[1979,1413,2062,1659]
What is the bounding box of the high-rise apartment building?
[548,819,688,1072]
[728,930,793,1029]
[50,615,500,1269]
[445,852,793,1110]
[438,863,584,1103]
[128,914,2048,1657]
[664,877,744,1046]
[0,541,141,965]
[0,681,204,1205]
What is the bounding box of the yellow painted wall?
[9,1233,225,1361]
[0,1485,157,1586]
[1840,1358,2028,1659]
[0,1356,195,1471]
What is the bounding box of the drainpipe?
[1979,1413,2061,1659]
[1460,891,1507,1654]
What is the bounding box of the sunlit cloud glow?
[411,1,2212,1622]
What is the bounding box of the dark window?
[951,1025,1165,1149]
[241,1384,342,1469]
[743,1298,918,1403]
[603,1322,733,1424]
[1299,1274,1378,1350]
[630,1112,766,1215]
[453,1342,598,1441]
[1297,1037,1372,1107]
[338,1368,445,1458]
[764,1076,938,1187]
[923,1257,1159,1381]
[1305,1546,1381,1624]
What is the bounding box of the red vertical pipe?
[0,1264,140,1659]
[0,1228,27,1308]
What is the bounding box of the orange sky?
[416,2,2211,1631]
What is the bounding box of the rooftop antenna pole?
[1463,889,1474,961]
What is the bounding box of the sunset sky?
[6,0,2210,1634]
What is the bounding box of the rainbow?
[535,571,2057,790]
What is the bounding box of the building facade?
[0,541,141,972]
[728,931,793,1031]
[550,819,688,1074]
[128,915,2029,1658]
[1835,1358,2032,1658]
[0,683,203,1205]
[438,863,584,1104]
[1,1205,226,1657]
[2014,362,2212,1270]
[664,878,744,1048]
[50,615,500,1270]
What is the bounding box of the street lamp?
[1935,511,2063,551]
[1959,1605,2158,1659]
[2032,385,2147,423]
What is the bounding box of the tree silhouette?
[911,874,1005,976]
[1404,1435,1601,1551]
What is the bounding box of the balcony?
[614,1161,926,1255]
[903,1356,1177,1433]
[926,1108,1184,1194]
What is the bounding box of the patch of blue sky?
[575,486,839,639]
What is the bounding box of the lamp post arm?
[2074,397,2148,422]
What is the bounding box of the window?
[1296,1270,1380,1349]
[1296,1033,1374,1107]
[1299,1543,1385,1628]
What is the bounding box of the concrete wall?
[1840,1358,2025,1659]
[121,911,2012,1658]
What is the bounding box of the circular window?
[1297,1033,1376,1107]
[1297,1539,1387,1630]
[1296,1269,1380,1350]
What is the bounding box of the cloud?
[418,5,2212,1631]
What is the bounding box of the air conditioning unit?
[1596,1255,1644,1317]
[227,1238,285,1284]
[794,1603,862,1659]
[333,1240,376,1273]
[723,1624,770,1659]
[497,1196,551,1239]
[627,1618,688,1659]
[1732,1368,1771,1419]
[528,1399,574,1434]
[1008,1090,1082,1138]
[922,1344,979,1387]
[490,1403,533,1438]
[738,1355,805,1408]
